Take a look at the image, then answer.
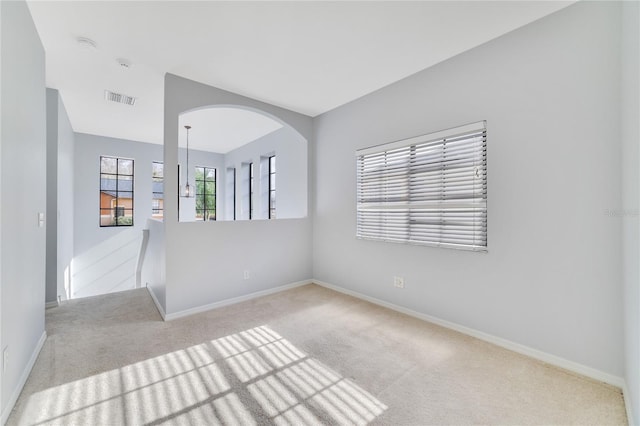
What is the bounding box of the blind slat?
[356,122,487,251]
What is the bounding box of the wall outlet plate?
[393,276,404,288]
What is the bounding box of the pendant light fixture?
[181,125,195,198]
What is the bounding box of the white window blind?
[356,121,487,251]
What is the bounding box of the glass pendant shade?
[182,182,194,198]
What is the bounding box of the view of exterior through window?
[100,156,134,227]
[98,158,280,224]
[195,166,216,220]
[152,162,164,219]
[269,155,276,219]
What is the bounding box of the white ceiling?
[27,1,573,147]
[178,107,283,153]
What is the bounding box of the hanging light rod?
[181,125,195,198]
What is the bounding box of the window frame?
[152,161,164,219]
[249,162,254,220]
[356,121,487,252]
[268,155,276,219]
[195,166,217,221]
[99,156,134,227]
[232,168,236,220]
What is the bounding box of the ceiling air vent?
[104,90,137,106]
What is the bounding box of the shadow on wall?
[19,325,387,425]
[71,229,141,299]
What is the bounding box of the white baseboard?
[45,301,58,309]
[146,285,166,320]
[623,381,636,426]
[313,279,625,389]
[1,331,47,425]
[164,279,313,321]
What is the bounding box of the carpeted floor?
[7,284,627,425]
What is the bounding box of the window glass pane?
[270,174,276,190]
[116,191,133,200]
[116,211,133,226]
[118,159,134,175]
[117,174,133,181]
[101,157,117,174]
[100,174,117,190]
[205,196,215,210]
[100,195,113,210]
[100,209,115,226]
[205,181,215,195]
[152,162,164,179]
[117,176,133,193]
[116,194,133,211]
[206,168,216,179]
[153,181,164,195]
[195,167,204,180]
[100,156,134,227]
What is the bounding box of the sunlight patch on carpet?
[21,325,387,425]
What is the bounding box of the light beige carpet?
[7,284,627,425]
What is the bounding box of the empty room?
[1,0,639,425]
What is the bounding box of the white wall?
[0,0,3,412]
[141,218,166,313]
[45,89,74,304]
[57,93,74,303]
[622,1,640,423]
[224,126,307,220]
[0,0,46,421]
[165,218,311,314]
[73,133,162,299]
[313,1,624,378]
[45,90,57,304]
[162,74,313,316]
[73,133,221,299]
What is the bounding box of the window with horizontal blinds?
[356,121,487,251]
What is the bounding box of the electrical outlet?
[243,270,250,280]
[393,276,404,288]
[3,347,8,373]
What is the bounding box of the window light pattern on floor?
[20,325,387,425]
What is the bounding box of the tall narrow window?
[269,155,276,219]
[100,156,134,227]
[356,121,487,251]
[249,162,254,220]
[195,166,216,220]
[152,162,164,219]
